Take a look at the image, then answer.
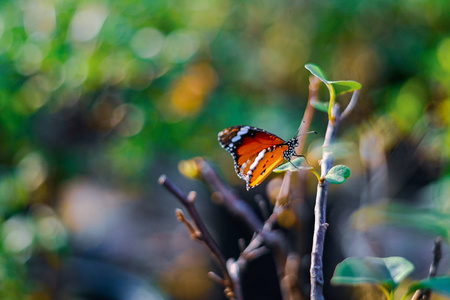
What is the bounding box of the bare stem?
[198,160,281,247]
[310,104,341,300]
[419,237,442,300]
[176,209,201,240]
[341,89,360,119]
[158,175,243,300]
[296,76,320,153]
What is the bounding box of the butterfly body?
[218,125,299,190]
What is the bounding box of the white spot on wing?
[237,127,249,135]
[248,149,266,176]
[231,126,251,143]
[231,135,241,143]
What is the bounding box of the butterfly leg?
[288,159,302,170]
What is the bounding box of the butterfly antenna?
[293,130,317,140]
[294,121,317,139]
[295,120,305,137]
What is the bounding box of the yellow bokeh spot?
[437,37,450,72]
[178,159,201,180]
[277,209,297,229]
[436,98,450,126]
[351,204,387,232]
[170,63,217,117]
[266,177,283,204]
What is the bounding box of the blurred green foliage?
[332,256,450,299]
[0,0,447,187]
[331,256,414,291]
[0,0,449,298]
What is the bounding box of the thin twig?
[341,89,360,119]
[310,104,341,300]
[419,237,442,300]
[276,170,292,207]
[208,271,226,286]
[175,209,201,240]
[198,160,281,247]
[255,194,270,220]
[296,76,320,153]
[428,237,442,277]
[158,175,243,300]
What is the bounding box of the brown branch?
[310,104,341,300]
[175,209,201,240]
[197,159,291,297]
[158,175,243,300]
[296,75,320,153]
[198,160,282,247]
[208,271,226,285]
[255,194,270,220]
[276,170,292,207]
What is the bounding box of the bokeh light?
[69,4,108,43]
[130,27,165,59]
[0,0,448,299]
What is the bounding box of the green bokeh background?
[0,0,449,299]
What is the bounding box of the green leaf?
[305,64,334,118]
[305,63,328,82]
[407,276,450,297]
[325,165,351,184]
[331,256,414,292]
[274,157,313,173]
[305,64,361,96]
[329,80,362,95]
[310,100,329,113]
[305,63,361,120]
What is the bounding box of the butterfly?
[218,125,301,190]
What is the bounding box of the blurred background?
[0,0,449,299]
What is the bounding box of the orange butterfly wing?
[236,130,285,165]
[246,145,288,188]
[218,126,295,190]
